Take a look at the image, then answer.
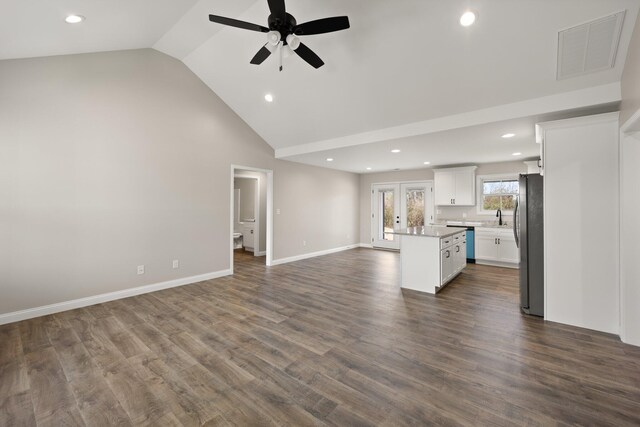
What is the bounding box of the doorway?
[230,165,273,273]
[371,181,434,249]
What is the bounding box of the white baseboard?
[0,269,232,326]
[475,260,520,269]
[358,243,374,249]
[271,244,361,266]
[255,250,266,256]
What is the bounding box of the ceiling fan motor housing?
[268,13,297,42]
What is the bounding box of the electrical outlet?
[137,265,145,275]
[276,208,281,215]
[462,212,467,218]
[347,233,350,239]
[437,209,442,215]
[302,240,306,246]
[172,260,179,269]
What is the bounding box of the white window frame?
[476,174,519,215]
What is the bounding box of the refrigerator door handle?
[513,198,519,248]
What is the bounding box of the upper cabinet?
[434,166,477,206]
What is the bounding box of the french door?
[371,181,434,249]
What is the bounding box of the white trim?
[275,83,621,158]
[255,250,267,256]
[475,260,519,269]
[271,245,361,266]
[0,269,231,326]
[358,243,374,249]
[476,173,520,215]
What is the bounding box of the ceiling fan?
[209,0,350,71]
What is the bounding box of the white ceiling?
[2,0,639,173]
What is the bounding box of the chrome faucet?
[496,209,503,226]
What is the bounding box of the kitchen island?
[394,226,467,294]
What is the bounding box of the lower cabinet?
[440,232,467,285]
[242,224,255,251]
[475,228,519,266]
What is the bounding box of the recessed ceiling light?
[264,93,274,103]
[423,161,431,165]
[326,158,334,162]
[502,133,516,139]
[391,149,401,153]
[366,167,372,170]
[512,152,522,156]
[65,15,85,24]
[460,11,476,27]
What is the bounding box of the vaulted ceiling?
[2,0,639,172]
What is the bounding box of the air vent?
[557,11,626,80]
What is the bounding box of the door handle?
[446,250,450,258]
[498,238,500,244]
[456,246,460,253]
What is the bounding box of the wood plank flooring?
[2,248,640,426]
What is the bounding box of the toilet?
[233,232,243,249]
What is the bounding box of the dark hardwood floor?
[2,248,640,426]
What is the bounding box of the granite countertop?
[434,220,512,229]
[392,226,467,238]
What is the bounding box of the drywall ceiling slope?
[179,0,639,154]
[0,0,199,60]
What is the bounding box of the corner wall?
[621,11,640,126]
[0,49,359,318]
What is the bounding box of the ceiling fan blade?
[294,16,350,36]
[209,15,269,33]
[294,43,324,69]
[267,0,286,19]
[250,44,273,65]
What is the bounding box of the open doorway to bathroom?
[230,165,273,273]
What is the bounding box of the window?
[478,176,519,213]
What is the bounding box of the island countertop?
[392,226,467,238]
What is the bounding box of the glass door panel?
[372,182,434,250]
[372,184,400,249]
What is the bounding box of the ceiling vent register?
[557,10,626,80]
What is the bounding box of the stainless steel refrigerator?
[514,173,544,317]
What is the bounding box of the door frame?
[370,180,434,250]
[230,165,274,273]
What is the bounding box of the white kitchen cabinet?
[497,234,519,264]
[475,228,519,267]
[399,228,467,294]
[434,166,477,206]
[440,247,454,284]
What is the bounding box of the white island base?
[396,227,467,294]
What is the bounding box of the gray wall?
[358,161,527,244]
[0,49,359,315]
[621,11,640,126]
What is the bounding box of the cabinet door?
[497,234,519,264]
[243,226,255,249]
[452,243,463,273]
[434,172,454,206]
[440,248,453,284]
[475,234,498,261]
[454,170,475,205]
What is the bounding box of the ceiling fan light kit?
[209,0,350,71]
